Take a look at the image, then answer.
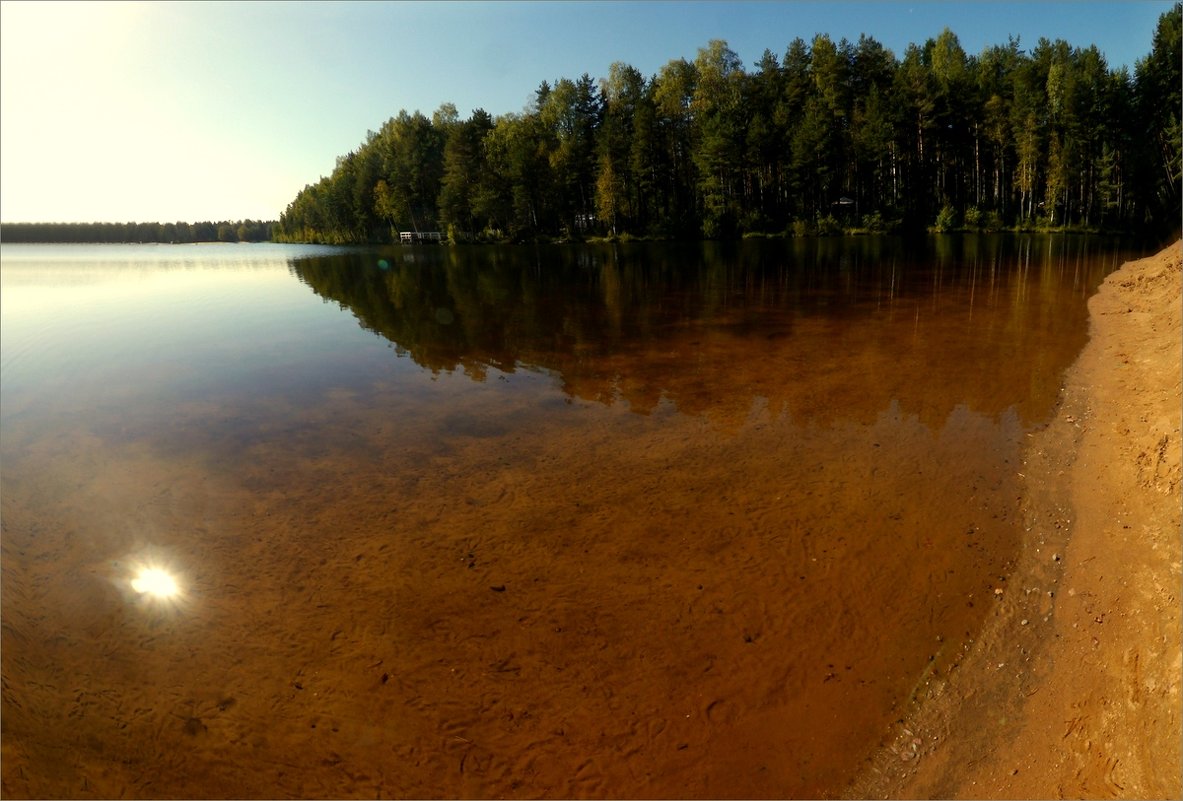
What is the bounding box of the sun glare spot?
[131,567,180,599]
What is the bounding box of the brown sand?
[853,240,1182,799]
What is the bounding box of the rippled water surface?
[0,237,1147,798]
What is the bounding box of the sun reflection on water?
[131,566,180,598]
[121,555,189,611]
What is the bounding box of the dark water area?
[291,235,1121,428]
[0,236,1150,798]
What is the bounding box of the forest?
[0,219,276,244]
[275,5,1181,244]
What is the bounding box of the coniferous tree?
[272,5,1181,244]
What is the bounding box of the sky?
[0,0,1173,224]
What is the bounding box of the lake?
[0,236,1147,798]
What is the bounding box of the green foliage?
[275,5,1181,244]
[1133,2,1183,227]
[860,211,888,233]
[789,219,814,238]
[815,215,843,236]
[933,204,959,231]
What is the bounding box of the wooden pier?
[399,231,442,243]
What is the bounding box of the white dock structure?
[399,231,442,243]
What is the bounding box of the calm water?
[0,237,1146,798]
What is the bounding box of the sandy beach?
[853,239,1182,799]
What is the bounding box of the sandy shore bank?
[852,239,1181,799]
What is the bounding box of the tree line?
[0,219,277,244]
[276,5,1180,244]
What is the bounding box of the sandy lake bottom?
[0,237,1160,798]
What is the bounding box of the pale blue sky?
[0,1,1172,223]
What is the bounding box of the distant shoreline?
[0,220,277,245]
[3,223,1170,247]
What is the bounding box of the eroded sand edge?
[851,239,1182,799]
